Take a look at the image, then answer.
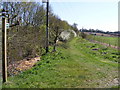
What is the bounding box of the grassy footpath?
[2,37,119,88]
[87,35,119,47]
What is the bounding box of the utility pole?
[46,0,49,53]
[42,0,49,53]
[2,9,8,83]
[1,7,20,83]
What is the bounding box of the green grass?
[2,37,119,88]
[87,35,119,47]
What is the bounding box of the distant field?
[87,35,119,47]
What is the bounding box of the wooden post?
[46,0,49,53]
[42,0,49,53]
[2,17,7,83]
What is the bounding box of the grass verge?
[2,37,119,88]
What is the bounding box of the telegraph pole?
[1,7,20,83]
[2,9,8,83]
[46,0,49,53]
[42,0,49,53]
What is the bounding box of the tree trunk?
[53,36,58,52]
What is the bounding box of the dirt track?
[89,40,120,50]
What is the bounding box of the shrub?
[7,26,46,63]
[80,32,87,39]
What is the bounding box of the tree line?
[1,2,78,64]
[80,28,119,35]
